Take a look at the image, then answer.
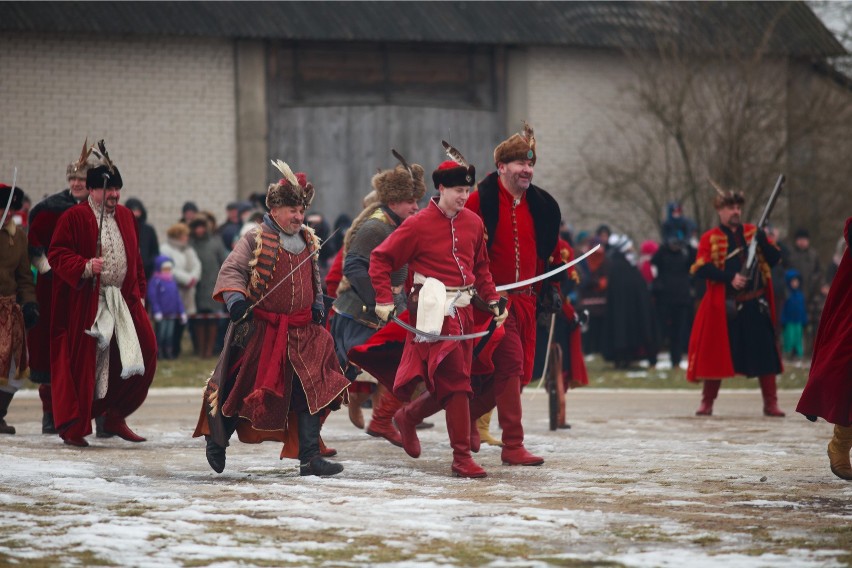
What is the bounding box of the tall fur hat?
[494,121,536,166]
[371,149,426,204]
[267,159,315,209]
[433,141,476,189]
[67,138,92,181]
[709,178,745,210]
[85,139,122,189]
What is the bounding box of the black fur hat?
[0,184,25,212]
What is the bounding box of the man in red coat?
[465,123,562,466]
[687,183,784,417]
[48,142,157,447]
[27,144,91,434]
[796,217,852,480]
[370,149,506,478]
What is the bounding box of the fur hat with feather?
[66,138,92,181]
[371,150,426,204]
[709,178,745,210]
[494,121,536,166]
[85,139,122,189]
[433,140,476,189]
[267,159,315,209]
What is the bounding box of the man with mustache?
[464,123,562,466]
[48,141,157,447]
[687,184,784,417]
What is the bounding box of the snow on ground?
[1,388,850,567]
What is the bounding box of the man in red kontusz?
[369,147,506,478]
[465,122,562,466]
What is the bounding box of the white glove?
[489,301,509,327]
[374,303,395,323]
[181,313,189,325]
[33,254,51,274]
[154,312,163,322]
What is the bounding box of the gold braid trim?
[708,232,728,269]
[248,226,263,291]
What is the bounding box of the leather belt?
[734,288,765,303]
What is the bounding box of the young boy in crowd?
[147,255,187,359]
[781,269,807,361]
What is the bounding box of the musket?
[0,167,19,229]
[740,173,784,278]
[93,172,111,289]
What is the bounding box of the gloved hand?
[539,286,562,314]
[180,313,189,325]
[488,301,509,327]
[229,300,252,323]
[22,302,39,330]
[374,303,395,323]
[154,312,164,322]
[312,305,326,325]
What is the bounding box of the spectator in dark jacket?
[651,237,696,369]
[125,198,159,281]
[190,214,229,358]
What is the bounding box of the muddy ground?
[1,387,850,567]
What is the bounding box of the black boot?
[0,390,16,435]
[298,411,343,477]
[42,412,56,434]
[206,416,238,474]
[95,415,114,438]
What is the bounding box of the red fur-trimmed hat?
[267,160,315,209]
[433,141,475,189]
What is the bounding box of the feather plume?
[708,178,727,197]
[521,121,535,153]
[89,139,116,173]
[441,140,469,168]
[74,137,91,171]
[391,149,414,180]
[271,159,299,188]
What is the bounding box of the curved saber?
[0,167,18,229]
[391,315,491,341]
[496,244,600,292]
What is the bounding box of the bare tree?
[577,4,851,256]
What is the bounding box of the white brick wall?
[0,32,237,239]
[522,46,648,241]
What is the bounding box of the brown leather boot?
[696,380,721,416]
[347,390,369,429]
[0,390,15,435]
[496,375,543,466]
[759,375,785,417]
[393,391,442,458]
[828,425,852,481]
[444,393,486,478]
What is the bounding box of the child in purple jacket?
[148,255,187,359]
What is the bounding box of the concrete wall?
[0,32,237,238]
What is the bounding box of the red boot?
[393,391,442,458]
[444,393,487,478]
[102,415,147,442]
[759,375,785,417]
[496,375,543,466]
[367,387,403,447]
[696,380,721,416]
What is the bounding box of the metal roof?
[1,1,845,57]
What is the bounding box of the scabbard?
[205,324,237,447]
